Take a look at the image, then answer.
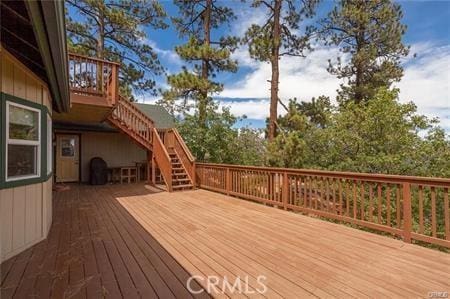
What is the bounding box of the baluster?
[339,179,343,215]
[309,177,313,209]
[431,187,436,237]
[353,180,357,219]
[445,188,449,240]
[368,184,374,222]
[396,186,401,228]
[331,178,336,213]
[377,184,382,224]
[386,185,391,226]
[83,57,87,91]
[419,185,424,234]
[360,182,365,220]
[346,181,350,216]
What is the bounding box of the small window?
[6,102,41,181]
[61,138,75,157]
[47,114,52,175]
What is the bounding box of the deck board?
[1,183,449,298]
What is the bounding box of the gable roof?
[134,103,175,129]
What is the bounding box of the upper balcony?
[54,53,120,123]
[68,53,120,107]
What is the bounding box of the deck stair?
[106,95,195,192]
[107,95,154,151]
[169,152,194,190]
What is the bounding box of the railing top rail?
[118,96,155,126]
[171,128,195,162]
[196,162,450,187]
[68,52,121,66]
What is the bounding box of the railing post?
[111,64,118,105]
[151,156,156,186]
[192,162,197,189]
[282,172,289,210]
[402,182,412,243]
[226,168,231,195]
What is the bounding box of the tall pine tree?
[161,0,239,160]
[321,0,409,103]
[66,0,167,98]
[243,0,319,141]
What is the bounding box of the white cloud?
[397,44,450,111]
[222,45,342,101]
[145,38,183,67]
[219,42,450,132]
[218,99,270,119]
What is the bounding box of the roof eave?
[25,0,70,113]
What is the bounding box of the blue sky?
[137,1,450,131]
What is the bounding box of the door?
[56,135,79,182]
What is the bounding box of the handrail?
[170,128,196,185]
[172,128,195,162]
[68,53,119,105]
[153,127,172,191]
[108,96,154,148]
[68,52,121,65]
[196,163,450,248]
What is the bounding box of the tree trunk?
[198,0,212,160]
[268,0,282,142]
[200,0,211,125]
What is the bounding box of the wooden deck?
[1,184,449,298]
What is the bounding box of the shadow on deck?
[1,183,449,298]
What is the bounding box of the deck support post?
[147,150,155,186]
[151,156,156,186]
[192,162,197,189]
[403,182,412,243]
[282,172,288,210]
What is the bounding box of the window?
[6,102,41,181]
[47,114,52,175]
[61,138,75,157]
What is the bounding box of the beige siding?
[1,49,53,262]
[80,132,146,182]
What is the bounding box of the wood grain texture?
[2,184,449,298]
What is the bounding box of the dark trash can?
[90,157,108,185]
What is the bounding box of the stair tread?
[173,178,190,181]
[173,184,193,189]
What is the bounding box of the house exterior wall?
[0,49,53,262]
[80,132,147,182]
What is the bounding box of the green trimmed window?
[6,101,41,181]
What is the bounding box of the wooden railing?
[196,163,450,248]
[168,128,196,185]
[153,128,172,191]
[108,95,154,149]
[68,53,119,105]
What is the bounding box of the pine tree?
[161,0,239,160]
[242,0,319,141]
[321,0,409,103]
[66,0,167,98]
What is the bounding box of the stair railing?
[109,96,154,148]
[152,127,173,191]
[169,128,196,187]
